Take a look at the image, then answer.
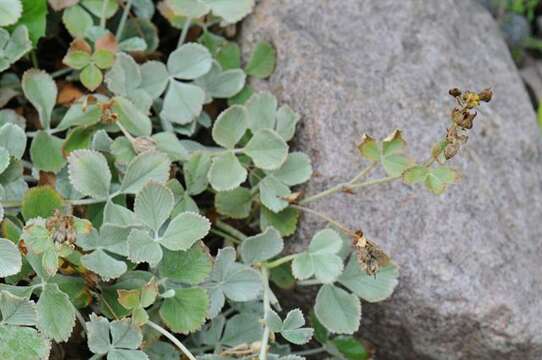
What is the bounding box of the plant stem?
[51,67,73,79]
[297,279,322,286]
[299,162,376,205]
[264,254,297,269]
[116,0,133,40]
[290,204,355,237]
[258,267,271,360]
[75,310,88,335]
[30,51,39,68]
[2,195,110,209]
[215,220,248,241]
[293,347,326,356]
[27,128,65,138]
[348,175,400,191]
[210,228,240,244]
[178,18,192,47]
[147,320,197,360]
[100,0,109,28]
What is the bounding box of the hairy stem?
[147,320,197,360]
[258,267,271,360]
[178,18,192,47]
[116,0,133,40]
[264,254,297,269]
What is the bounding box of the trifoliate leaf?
[314,284,361,335]
[159,245,212,285]
[269,152,312,186]
[292,229,343,283]
[120,151,171,194]
[215,187,252,219]
[134,182,174,232]
[127,229,163,267]
[159,212,210,251]
[110,317,143,349]
[0,123,26,159]
[243,129,288,170]
[246,91,276,131]
[184,151,211,195]
[338,257,399,303]
[30,131,66,173]
[208,151,247,191]
[275,309,313,345]
[380,130,412,176]
[86,314,147,358]
[260,206,299,237]
[195,62,245,98]
[113,96,153,136]
[80,249,127,281]
[68,150,112,199]
[62,4,93,38]
[0,238,22,277]
[240,227,283,264]
[0,0,22,26]
[259,175,291,213]
[21,185,63,221]
[212,105,249,149]
[245,41,276,79]
[0,325,50,359]
[168,43,212,80]
[275,104,300,142]
[201,0,254,24]
[161,80,205,125]
[159,287,209,334]
[37,283,76,342]
[21,69,57,129]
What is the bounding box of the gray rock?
[241,1,542,359]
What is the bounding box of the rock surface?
[241,1,542,359]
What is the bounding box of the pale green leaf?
[30,131,66,173]
[260,206,299,237]
[110,318,143,349]
[81,0,118,18]
[68,149,111,199]
[80,249,127,281]
[37,283,76,342]
[215,187,252,219]
[195,62,245,99]
[259,175,290,213]
[58,102,102,130]
[0,291,36,326]
[0,0,22,26]
[275,104,300,142]
[245,41,276,79]
[105,52,141,96]
[221,313,262,347]
[168,43,212,80]
[243,129,288,170]
[22,69,56,129]
[134,182,174,232]
[139,60,169,98]
[159,287,209,334]
[152,132,189,162]
[0,325,50,359]
[246,91,276,131]
[402,165,429,185]
[0,147,9,174]
[113,96,152,137]
[168,0,209,18]
[212,105,248,149]
[425,166,459,195]
[0,238,21,277]
[314,284,361,334]
[161,80,205,125]
[160,212,210,251]
[0,123,26,159]
[120,151,171,194]
[62,4,93,38]
[183,151,211,195]
[159,244,212,285]
[208,151,247,191]
[240,227,283,264]
[269,152,312,186]
[86,314,111,355]
[280,309,313,345]
[201,0,254,24]
[127,229,163,267]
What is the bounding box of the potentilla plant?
[0,1,492,359]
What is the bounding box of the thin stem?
[2,194,111,209]
[116,0,133,40]
[291,204,356,237]
[51,67,73,79]
[215,220,248,241]
[297,279,322,286]
[147,320,197,360]
[293,347,326,356]
[348,175,400,191]
[30,51,39,68]
[75,310,88,335]
[178,18,192,47]
[258,267,271,360]
[299,162,376,205]
[100,0,109,28]
[27,128,64,138]
[210,228,240,244]
[116,121,136,142]
[264,254,297,269]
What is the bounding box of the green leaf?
[63,49,92,70]
[208,151,247,191]
[259,175,290,213]
[30,131,66,173]
[58,102,102,130]
[357,134,379,162]
[216,42,241,70]
[246,91,276,131]
[160,212,210,251]
[0,325,50,359]
[260,206,299,237]
[425,166,459,195]
[0,26,31,72]
[212,105,248,149]
[144,341,180,360]
[215,187,252,219]
[402,165,429,184]
[292,229,343,283]
[381,130,412,176]
[86,314,147,358]
[245,41,276,79]
[0,238,22,277]
[134,182,174,232]
[0,291,36,326]
[80,63,103,91]
[275,104,300,141]
[221,313,263,347]
[243,129,288,170]
[113,96,153,137]
[140,60,169,98]
[17,0,47,46]
[183,151,211,195]
[127,229,163,267]
[21,222,51,254]
[332,336,369,360]
[160,287,209,334]
[314,284,361,335]
[111,136,136,165]
[153,132,189,162]
[68,150,112,199]
[277,309,313,345]
[62,4,93,38]
[201,0,254,24]
[309,310,328,344]
[168,43,212,80]
[120,151,171,194]
[21,185,64,221]
[86,314,111,355]
[80,249,127,281]
[240,227,283,264]
[338,257,399,303]
[195,62,245,98]
[0,123,26,159]
[161,80,205,125]
[81,0,118,18]
[21,69,57,129]
[37,283,76,342]
[105,52,141,96]
[0,148,10,174]
[228,85,254,106]
[0,0,22,26]
[269,152,312,186]
[159,244,212,285]
[93,49,115,69]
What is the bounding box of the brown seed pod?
[352,231,391,276]
[449,88,462,97]
[478,88,493,102]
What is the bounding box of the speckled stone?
[241,1,542,359]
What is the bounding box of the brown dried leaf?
[95,32,118,53]
[58,82,84,105]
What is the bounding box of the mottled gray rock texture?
[241,1,542,359]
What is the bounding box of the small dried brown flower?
[46,210,77,246]
[352,231,391,276]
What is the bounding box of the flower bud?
[449,88,462,97]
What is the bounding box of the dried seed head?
[352,231,390,276]
[444,142,460,160]
[478,88,493,102]
[449,88,462,97]
[133,136,157,154]
[462,91,480,109]
[46,210,77,246]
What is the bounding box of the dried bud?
[46,210,77,246]
[449,88,462,97]
[462,91,480,109]
[444,143,460,160]
[478,88,493,102]
[133,136,157,154]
